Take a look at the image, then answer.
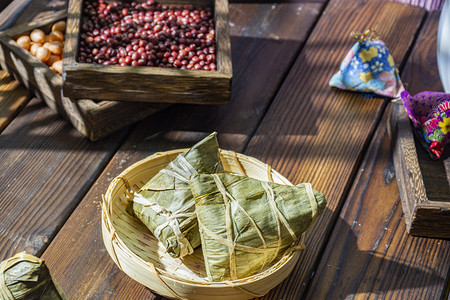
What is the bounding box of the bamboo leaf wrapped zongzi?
[190,173,326,282]
[128,132,224,258]
[0,252,66,300]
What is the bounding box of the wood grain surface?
[0,96,130,260]
[305,104,450,299]
[0,0,13,14]
[391,103,424,229]
[401,11,445,95]
[41,2,326,299]
[0,0,129,262]
[240,1,426,299]
[0,71,30,132]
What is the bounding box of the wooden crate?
[390,103,450,238]
[62,0,232,104]
[0,11,170,141]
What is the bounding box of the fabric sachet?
[329,29,404,98]
[0,252,67,300]
[190,173,327,282]
[128,132,224,258]
[400,91,450,159]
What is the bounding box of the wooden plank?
[241,1,426,299]
[0,0,35,30]
[41,2,326,298]
[0,0,66,31]
[305,104,450,299]
[0,71,30,133]
[402,11,445,94]
[0,95,130,261]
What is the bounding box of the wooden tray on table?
[62,0,232,104]
[390,103,450,238]
[0,11,170,141]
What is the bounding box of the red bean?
[131,52,139,60]
[79,0,216,70]
[154,25,162,32]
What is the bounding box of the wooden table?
[0,0,449,299]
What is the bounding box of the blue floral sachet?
[329,30,405,98]
[401,91,450,159]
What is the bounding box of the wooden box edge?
[61,0,232,104]
[390,103,450,238]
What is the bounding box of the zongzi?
[190,173,326,282]
[0,252,66,300]
[128,132,224,258]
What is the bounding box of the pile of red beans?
[78,0,217,70]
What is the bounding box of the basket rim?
[102,148,303,288]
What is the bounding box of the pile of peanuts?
[16,20,66,74]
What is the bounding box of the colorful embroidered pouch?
[329,30,404,98]
[401,91,450,159]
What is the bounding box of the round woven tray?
[102,149,304,300]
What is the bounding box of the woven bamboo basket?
[102,149,305,299]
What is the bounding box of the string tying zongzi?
[128,132,224,258]
[191,173,327,282]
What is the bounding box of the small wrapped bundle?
[0,252,66,300]
[128,132,224,258]
[190,173,327,281]
[401,91,450,159]
[329,29,404,98]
